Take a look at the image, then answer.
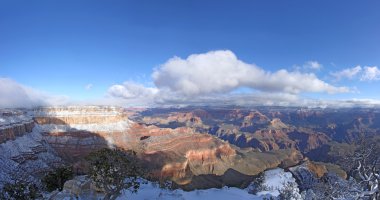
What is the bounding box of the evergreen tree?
[86,148,143,200]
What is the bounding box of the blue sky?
[1,0,380,107]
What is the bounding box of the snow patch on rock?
[33,106,122,117]
[34,121,132,133]
[0,130,63,189]
[246,168,301,198]
[0,110,32,127]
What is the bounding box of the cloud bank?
[4,50,377,108]
[108,50,352,107]
[0,78,68,108]
[152,51,347,96]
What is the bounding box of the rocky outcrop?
[0,121,34,143]
[33,107,132,173]
[209,125,294,151]
[0,111,34,144]
[47,176,100,200]
[0,130,63,189]
[288,130,331,152]
[241,111,270,127]
[0,109,64,189]
[289,160,347,191]
[142,112,205,129]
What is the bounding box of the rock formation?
[0,110,63,189]
[21,106,304,189]
[0,110,34,143]
[4,106,376,191]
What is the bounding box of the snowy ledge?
[34,121,132,133]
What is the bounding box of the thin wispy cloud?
[361,66,380,81]
[330,66,362,80]
[330,65,380,81]
[303,61,323,70]
[85,83,93,90]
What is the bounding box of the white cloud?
[0,78,68,108]
[107,81,158,100]
[360,66,380,81]
[106,50,350,107]
[331,65,380,81]
[85,83,93,90]
[330,66,362,80]
[152,50,348,96]
[303,61,323,70]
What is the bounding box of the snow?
[0,112,32,127]
[0,130,63,189]
[118,182,263,200]
[254,168,299,197]
[52,169,300,200]
[34,120,132,133]
[33,106,121,117]
[52,179,265,200]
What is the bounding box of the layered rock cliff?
[0,110,63,189]
[33,106,132,171]
[0,110,34,143]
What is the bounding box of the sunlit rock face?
[120,122,303,189]
[0,110,35,143]
[139,108,334,153]
[32,106,133,172]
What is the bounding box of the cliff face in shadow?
[0,110,63,189]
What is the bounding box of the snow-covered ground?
[0,110,32,127]
[51,168,298,200]
[255,168,298,197]
[34,120,132,133]
[0,130,63,189]
[117,182,262,200]
[33,106,121,117]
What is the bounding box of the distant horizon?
[3,101,380,110]
[1,1,380,108]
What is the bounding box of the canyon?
[138,107,380,153]
[1,105,378,195]
[0,106,303,191]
